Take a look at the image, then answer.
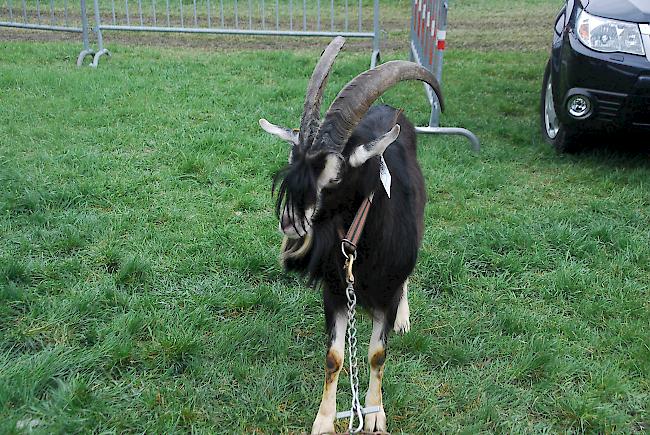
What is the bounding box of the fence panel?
[410,0,479,150]
[90,0,380,67]
[0,0,95,65]
[2,0,379,67]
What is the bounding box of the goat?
[259,36,443,434]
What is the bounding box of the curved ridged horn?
[310,60,445,156]
[298,36,346,147]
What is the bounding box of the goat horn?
[298,36,346,147]
[310,61,444,156]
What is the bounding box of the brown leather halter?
[340,192,375,258]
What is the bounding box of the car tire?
[540,60,582,153]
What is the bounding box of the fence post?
[1,0,94,64]
[91,0,110,67]
[410,0,480,151]
[428,0,446,127]
[76,0,95,66]
[370,0,380,68]
[68,0,380,67]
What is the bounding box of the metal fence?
[410,0,479,150]
[90,0,381,66]
[1,0,380,67]
[0,0,96,65]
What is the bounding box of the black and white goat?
[259,37,443,434]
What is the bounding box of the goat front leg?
[311,310,347,434]
[364,312,388,432]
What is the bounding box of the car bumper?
[553,32,650,131]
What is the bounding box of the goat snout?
[279,207,315,239]
[280,213,293,231]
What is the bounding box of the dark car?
[541,0,650,152]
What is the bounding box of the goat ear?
[317,153,345,189]
[348,124,400,168]
[259,118,300,145]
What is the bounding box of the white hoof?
[311,413,335,434]
[363,406,387,433]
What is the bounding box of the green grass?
[1,4,649,432]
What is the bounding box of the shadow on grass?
[568,130,650,169]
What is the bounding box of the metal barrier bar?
[86,0,381,67]
[1,1,380,68]
[77,0,95,64]
[410,0,479,151]
[329,0,333,31]
[371,0,379,67]
[1,0,95,65]
[236,0,240,27]
[91,0,110,66]
[95,25,373,37]
[416,127,480,152]
[0,21,81,31]
[357,0,360,32]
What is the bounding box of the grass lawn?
[1,1,649,433]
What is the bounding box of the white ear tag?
[379,155,392,198]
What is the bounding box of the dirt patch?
[447,8,555,52]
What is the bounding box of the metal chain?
[344,255,364,434]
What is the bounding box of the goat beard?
[280,234,313,264]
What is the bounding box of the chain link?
[344,257,364,434]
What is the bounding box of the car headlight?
[576,9,645,56]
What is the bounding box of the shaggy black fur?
[274,104,426,342]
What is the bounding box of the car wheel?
[540,60,582,153]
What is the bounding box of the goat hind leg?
[311,310,347,434]
[393,279,410,334]
[364,312,388,432]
